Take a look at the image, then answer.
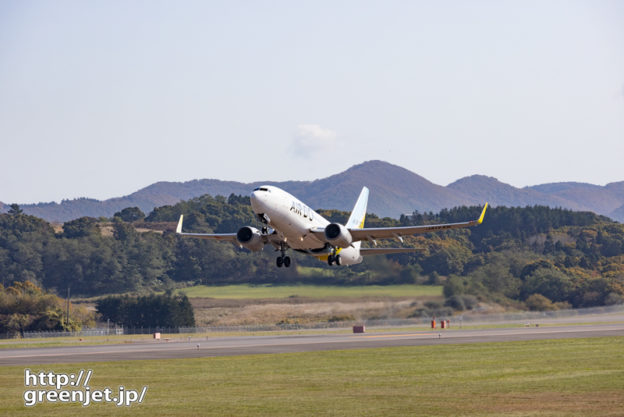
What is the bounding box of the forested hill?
[1,195,623,311]
[3,160,624,222]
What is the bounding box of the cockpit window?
[253,187,270,192]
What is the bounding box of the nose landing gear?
[257,213,271,235]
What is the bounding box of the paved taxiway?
[2,324,622,365]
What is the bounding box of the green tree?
[525,293,556,311]
[113,207,145,222]
[8,204,23,215]
[0,281,93,336]
[62,217,98,238]
[521,268,575,304]
[97,293,195,328]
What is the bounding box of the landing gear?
[276,242,291,268]
[276,255,291,268]
[327,249,341,266]
[257,213,270,235]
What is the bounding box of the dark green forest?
[96,292,195,329]
[1,194,623,310]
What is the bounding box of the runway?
[2,324,622,365]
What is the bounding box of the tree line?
[1,195,623,311]
[96,292,195,329]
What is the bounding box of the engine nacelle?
[324,223,353,248]
[236,226,264,252]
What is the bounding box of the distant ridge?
[526,182,624,217]
[2,161,623,222]
[447,175,576,209]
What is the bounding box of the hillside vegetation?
[0,193,623,312]
[0,281,94,336]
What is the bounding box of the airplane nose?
[250,191,265,212]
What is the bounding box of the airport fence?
[18,327,123,339]
[8,303,624,339]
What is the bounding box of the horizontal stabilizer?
[175,214,238,241]
[360,247,423,256]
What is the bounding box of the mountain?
[446,175,579,209]
[610,204,624,222]
[450,177,624,221]
[266,161,473,217]
[3,161,624,222]
[527,182,624,216]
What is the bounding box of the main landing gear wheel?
[327,254,341,266]
[276,255,291,268]
[276,241,291,268]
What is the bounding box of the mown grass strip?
[1,337,622,416]
[179,284,443,299]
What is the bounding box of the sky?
[1,1,623,204]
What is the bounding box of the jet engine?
[324,223,353,248]
[236,226,264,251]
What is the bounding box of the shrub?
[525,293,556,311]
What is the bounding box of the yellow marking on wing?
[477,202,488,224]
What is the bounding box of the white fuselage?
[250,186,363,265]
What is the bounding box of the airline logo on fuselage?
[290,200,314,221]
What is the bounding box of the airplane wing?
[309,203,488,244]
[175,215,238,241]
[351,203,488,243]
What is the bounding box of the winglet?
[477,203,488,225]
[176,215,184,234]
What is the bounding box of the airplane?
[176,185,488,268]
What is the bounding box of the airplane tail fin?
[346,187,369,230]
[176,215,184,234]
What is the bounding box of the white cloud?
[291,124,338,157]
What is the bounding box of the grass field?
[1,337,622,416]
[179,284,443,299]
